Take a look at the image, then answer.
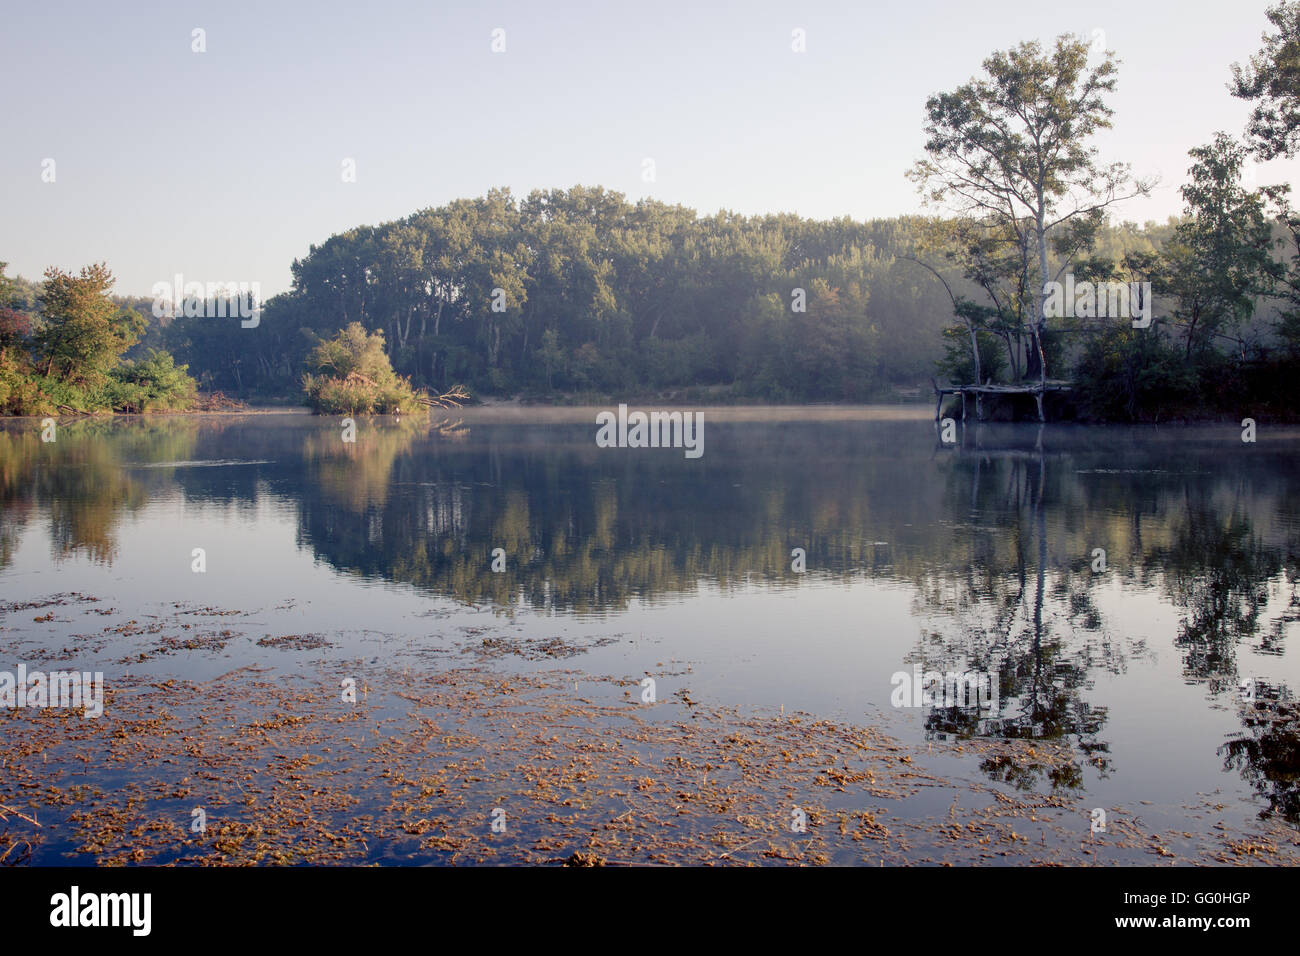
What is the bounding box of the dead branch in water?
[339,374,469,411]
[419,384,471,409]
[195,391,249,411]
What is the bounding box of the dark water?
[2,407,1299,845]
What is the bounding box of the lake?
[2,407,1298,865]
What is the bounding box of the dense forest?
[165,202,1026,402]
[6,11,1300,419]
[152,198,1183,410]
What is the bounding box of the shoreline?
[4,399,1295,426]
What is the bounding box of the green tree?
[909,34,1151,382]
[307,321,394,380]
[302,322,430,414]
[0,263,32,362]
[1230,2,1300,162]
[34,263,145,385]
[538,328,564,389]
[1162,134,1279,360]
[1072,322,1196,421]
[112,349,200,412]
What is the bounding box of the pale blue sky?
[3,0,1297,297]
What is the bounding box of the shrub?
[302,323,426,414]
[111,349,199,412]
[1071,325,1198,421]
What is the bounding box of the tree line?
[165,197,973,403]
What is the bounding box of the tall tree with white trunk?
[909,34,1152,383]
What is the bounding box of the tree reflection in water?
[2,415,1297,816]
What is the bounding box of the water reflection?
[0,420,199,565]
[913,446,1116,790]
[1221,685,1300,822]
[1,414,1297,817]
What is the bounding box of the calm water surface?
[2,407,1299,846]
